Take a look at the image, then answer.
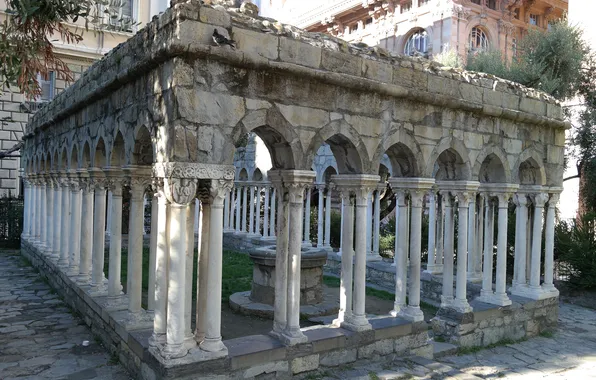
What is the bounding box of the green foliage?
[0,194,23,248]
[554,214,596,290]
[433,48,464,69]
[378,234,394,258]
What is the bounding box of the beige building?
[263,0,567,60]
[0,0,169,196]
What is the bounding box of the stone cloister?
[19,1,566,378]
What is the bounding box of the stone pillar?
[68,172,82,275]
[105,169,125,299]
[200,179,232,355]
[270,188,277,238]
[543,192,560,295]
[126,168,151,314]
[467,195,478,281]
[255,185,262,236]
[235,186,241,232]
[528,193,548,298]
[44,176,54,254]
[269,172,288,337]
[339,197,344,255]
[324,186,332,248]
[372,186,383,258]
[317,184,324,247]
[90,170,107,293]
[475,196,484,278]
[512,194,529,293]
[77,172,93,284]
[492,192,512,306]
[303,186,311,245]
[391,190,408,315]
[148,193,158,311]
[478,195,495,301]
[249,184,255,235]
[404,189,425,322]
[333,184,354,325]
[58,174,71,267]
[365,192,373,255]
[106,191,113,236]
[242,185,248,233]
[229,185,236,232]
[195,200,210,343]
[185,200,195,341]
[440,191,455,307]
[36,177,44,246]
[426,191,438,273]
[39,176,47,251]
[453,191,472,312]
[435,195,444,272]
[149,179,168,348]
[28,176,36,241]
[263,186,270,238]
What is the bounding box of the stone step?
[405,356,483,379]
[433,341,459,358]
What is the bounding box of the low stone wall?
[223,231,276,252]
[431,296,559,347]
[324,253,482,306]
[21,241,433,379]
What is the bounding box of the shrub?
[555,213,596,290]
[379,234,395,258]
[0,194,23,248]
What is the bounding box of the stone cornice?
[153,162,235,180]
[23,3,567,137]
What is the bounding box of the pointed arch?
[110,131,126,167]
[514,148,546,186]
[426,137,471,180]
[373,128,423,178]
[81,140,91,169]
[93,137,107,168]
[238,168,249,181]
[132,125,154,166]
[472,145,512,183]
[69,145,79,170]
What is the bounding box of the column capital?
[388,177,434,192]
[455,191,474,207]
[532,193,549,208]
[492,192,510,208]
[409,189,425,208]
[88,168,108,190]
[103,167,127,195]
[513,193,528,207]
[67,170,80,192]
[152,162,235,181]
[548,193,560,206]
[209,178,234,205]
[164,177,197,206]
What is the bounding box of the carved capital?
[164,177,197,206]
[532,193,549,208]
[548,193,560,207]
[409,190,425,208]
[354,186,374,206]
[492,192,511,207]
[210,179,233,205]
[456,191,473,207]
[287,182,308,205]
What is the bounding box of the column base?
[199,337,228,353]
[389,303,405,317]
[467,272,483,283]
[301,241,312,249]
[88,283,108,296]
[401,306,425,322]
[366,253,382,261]
[451,298,473,313]
[511,284,551,300]
[440,295,453,308]
[424,264,443,275]
[332,311,351,327]
[102,295,128,310]
[542,284,560,297]
[67,267,80,277]
[477,292,512,306]
[76,274,91,285]
[160,343,189,359]
[280,327,308,346]
[149,333,166,349]
[341,315,372,332]
[57,258,69,268]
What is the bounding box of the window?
[547,21,554,31]
[529,13,538,26]
[487,0,496,10]
[108,0,134,32]
[36,72,55,102]
[349,24,359,34]
[513,8,520,19]
[469,26,489,52]
[365,18,373,28]
[404,29,429,56]
[400,1,412,13]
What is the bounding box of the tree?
[0,0,132,99]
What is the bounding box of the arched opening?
[518,158,543,185]
[434,148,468,180]
[479,153,506,183]
[323,166,337,184]
[252,168,263,182]
[325,134,363,175]
[238,168,249,181]
[469,26,490,53]
[385,142,419,178]
[132,126,153,166]
[70,145,79,170]
[404,28,429,57]
[94,138,107,168]
[60,147,68,171]
[82,141,91,169]
[111,131,125,167]
[248,125,295,170]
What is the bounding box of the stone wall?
[431,296,559,347]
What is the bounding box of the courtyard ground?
[3,248,596,379]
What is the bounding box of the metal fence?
[0,196,23,248]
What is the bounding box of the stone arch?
[472,145,512,183]
[384,143,421,178]
[425,137,471,179]
[233,107,302,170]
[400,26,432,56]
[322,166,337,184]
[69,145,79,170]
[52,149,60,171]
[238,168,249,181]
[379,163,391,183]
[373,129,423,178]
[93,137,107,168]
[514,149,547,186]
[131,124,155,166]
[306,120,370,174]
[252,168,263,181]
[81,140,91,168]
[110,131,126,167]
[465,21,496,53]
[59,147,68,171]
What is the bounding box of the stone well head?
[249,249,328,306]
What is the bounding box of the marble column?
[269,172,288,337]
[229,186,236,233]
[36,178,44,245]
[324,186,332,248]
[39,177,47,251]
[317,184,325,247]
[105,169,125,299]
[492,192,512,305]
[339,197,344,256]
[511,193,529,295]
[195,200,210,343]
[453,191,472,313]
[149,180,168,348]
[365,192,373,255]
[403,189,425,322]
[249,184,255,235]
[90,170,107,293]
[426,191,438,273]
[467,195,478,281]
[270,188,276,238]
[22,177,30,240]
[77,172,93,284]
[255,185,262,236]
[391,190,408,315]
[440,192,455,307]
[372,186,382,258]
[200,179,231,355]
[184,200,195,341]
[543,192,559,295]
[242,185,248,233]
[435,196,444,272]
[223,191,230,231]
[474,196,484,278]
[334,186,354,325]
[148,193,158,311]
[28,176,36,241]
[478,195,495,301]
[51,175,62,260]
[303,186,311,245]
[528,193,548,298]
[58,174,71,267]
[345,182,375,331]
[127,171,150,315]
[106,191,113,236]
[68,173,82,275]
[263,186,270,238]
[44,177,54,253]
[235,186,241,232]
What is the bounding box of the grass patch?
[323,275,341,288]
[434,335,446,343]
[539,330,554,338]
[221,250,253,302]
[107,352,119,366]
[368,371,380,380]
